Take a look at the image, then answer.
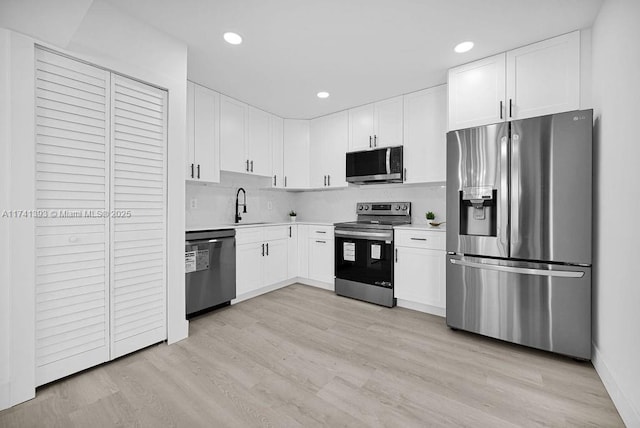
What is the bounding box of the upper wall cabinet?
[348,96,403,151]
[220,94,248,173]
[283,119,310,188]
[310,111,349,188]
[271,115,285,188]
[403,84,447,183]
[219,95,274,176]
[447,31,580,131]
[186,81,220,182]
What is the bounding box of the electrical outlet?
[190,198,198,209]
[267,201,273,210]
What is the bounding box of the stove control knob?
[364,206,369,211]
[358,204,363,211]
[395,205,401,210]
[402,204,408,210]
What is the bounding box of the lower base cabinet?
[394,230,446,310]
[308,238,334,283]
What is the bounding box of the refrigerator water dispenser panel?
[460,187,497,237]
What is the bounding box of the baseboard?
[232,279,296,304]
[296,277,334,291]
[397,299,445,317]
[0,380,10,411]
[592,343,640,427]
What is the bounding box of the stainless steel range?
[334,202,411,307]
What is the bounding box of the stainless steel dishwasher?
[185,229,236,317]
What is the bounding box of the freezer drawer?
[446,254,591,359]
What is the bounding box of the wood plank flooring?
[0,284,623,427]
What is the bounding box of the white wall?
[0,0,189,410]
[591,0,640,426]
[294,183,446,225]
[186,173,297,228]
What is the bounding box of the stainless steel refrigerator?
[446,109,592,359]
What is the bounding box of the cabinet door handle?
[403,167,407,182]
[410,237,427,241]
[191,163,194,178]
[327,174,330,186]
[250,160,254,172]
[289,226,292,238]
[316,240,326,244]
[273,175,277,186]
[284,176,287,187]
[324,175,327,186]
[395,248,398,263]
[262,243,265,256]
[509,99,513,118]
[246,159,250,171]
[266,242,269,256]
[316,231,326,234]
[197,164,200,179]
[374,135,377,147]
[369,136,372,148]
[500,101,503,119]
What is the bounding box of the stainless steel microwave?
[345,146,403,184]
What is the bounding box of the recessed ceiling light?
[454,41,474,53]
[317,91,330,99]
[223,32,243,45]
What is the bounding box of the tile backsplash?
[187,172,446,228]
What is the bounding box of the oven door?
[334,229,393,287]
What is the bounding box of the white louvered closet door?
[35,49,111,386]
[110,74,167,359]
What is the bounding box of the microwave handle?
[385,148,391,174]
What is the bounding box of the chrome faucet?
[235,188,247,223]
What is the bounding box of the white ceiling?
[106,0,603,119]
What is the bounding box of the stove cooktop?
[334,201,412,230]
[334,220,410,230]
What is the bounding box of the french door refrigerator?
[446,109,593,359]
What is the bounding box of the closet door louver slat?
[35,49,111,386]
[110,75,167,359]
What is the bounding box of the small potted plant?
[426,211,445,227]
[289,210,297,222]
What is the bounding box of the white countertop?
[394,224,446,232]
[186,221,335,232]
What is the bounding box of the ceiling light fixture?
[317,91,330,99]
[223,32,243,45]
[454,41,474,53]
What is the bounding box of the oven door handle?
[335,229,393,240]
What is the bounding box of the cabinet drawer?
[235,227,264,245]
[394,230,444,250]
[263,225,289,241]
[308,225,334,240]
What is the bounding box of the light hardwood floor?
[0,284,623,427]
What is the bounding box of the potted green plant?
[289,210,297,222]
[426,211,436,221]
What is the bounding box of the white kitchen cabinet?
[309,111,348,188]
[271,115,285,188]
[287,225,298,278]
[34,49,167,385]
[394,229,446,311]
[448,53,506,131]
[448,31,580,131]
[220,95,248,173]
[506,31,580,121]
[236,242,264,296]
[283,119,310,188]
[297,225,309,278]
[235,226,289,297]
[348,96,403,151]
[308,238,334,284]
[247,106,272,176]
[402,85,447,183]
[186,81,220,182]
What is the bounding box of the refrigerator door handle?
[511,133,521,248]
[449,258,585,278]
[499,135,510,254]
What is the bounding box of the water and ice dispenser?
[459,186,497,237]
